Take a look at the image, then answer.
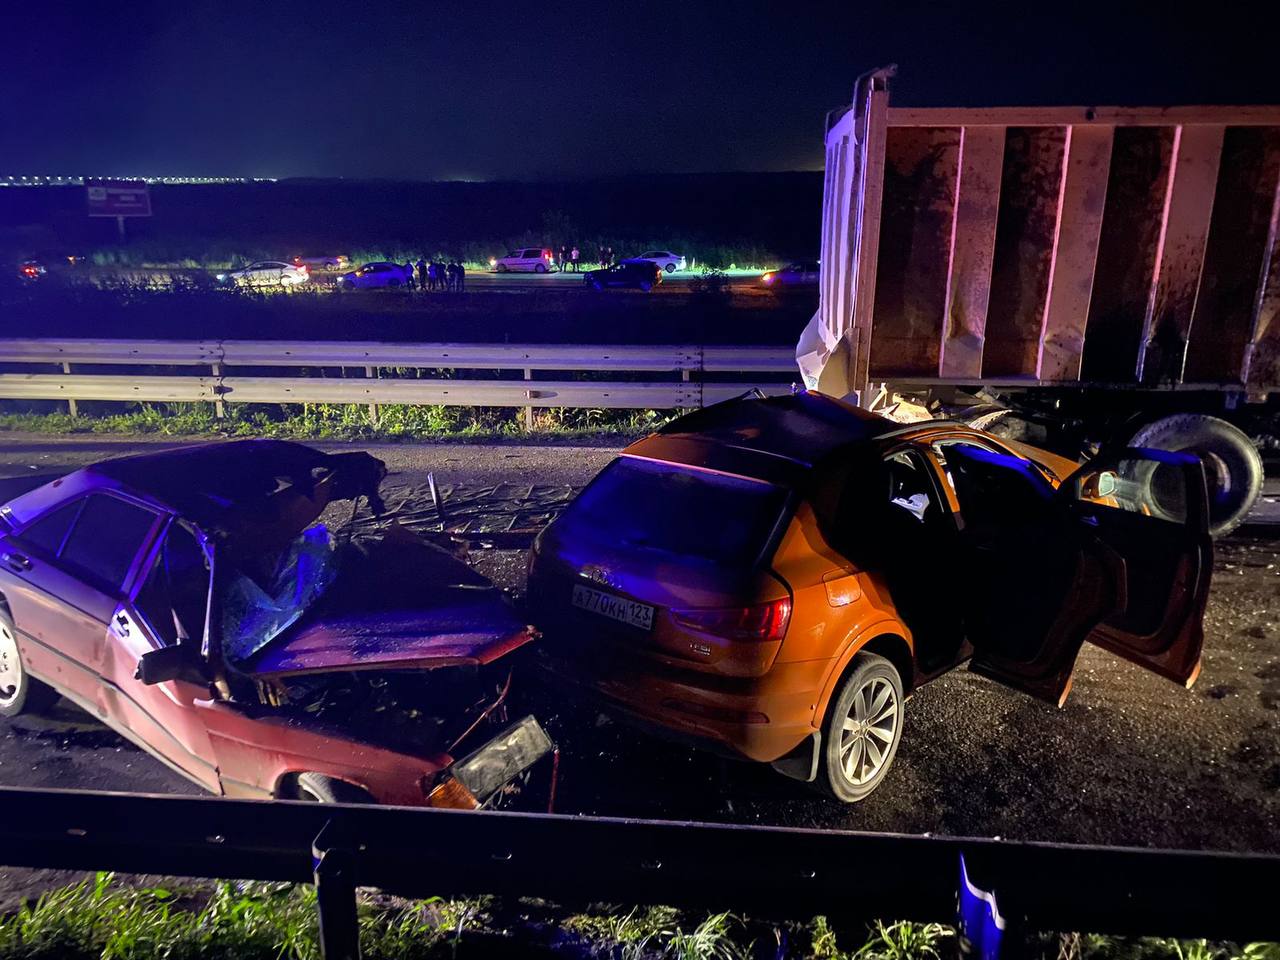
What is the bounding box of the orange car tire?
[815,653,905,803]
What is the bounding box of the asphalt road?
[0,435,1277,859]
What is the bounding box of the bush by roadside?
[0,402,671,443]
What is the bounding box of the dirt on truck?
[799,67,1280,534]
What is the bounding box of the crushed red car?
[0,440,553,808]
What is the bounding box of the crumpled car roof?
[87,439,383,534]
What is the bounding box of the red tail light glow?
[672,597,791,642]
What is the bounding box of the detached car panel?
[0,440,552,808]
[529,391,1213,801]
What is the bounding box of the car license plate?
[572,584,654,631]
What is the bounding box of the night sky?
[4,2,1278,181]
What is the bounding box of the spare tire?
[1129,414,1263,536]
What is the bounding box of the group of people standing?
[558,245,615,272]
[407,258,465,292]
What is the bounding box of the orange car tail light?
[671,597,791,642]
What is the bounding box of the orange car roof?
[627,391,895,483]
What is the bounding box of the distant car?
[335,262,413,289]
[583,261,663,292]
[625,251,687,274]
[491,248,556,273]
[761,261,819,286]
[17,252,86,282]
[291,255,349,270]
[216,261,309,287]
[0,440,555,808]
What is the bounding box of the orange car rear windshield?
[560,456,788,566]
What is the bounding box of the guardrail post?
[312,820,361,960]
[523,368,534,431]
[364,366,378,425]
[211,363,225,419]
[61,362,77,416]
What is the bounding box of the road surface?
[0,435,1276,859]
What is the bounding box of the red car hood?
[240,529,533,679]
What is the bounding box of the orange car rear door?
[944,444,1121,706]
[1056,449,1213,688]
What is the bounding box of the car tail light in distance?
[762,272,775,284]
[672,597,791,642]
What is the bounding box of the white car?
[217,260,309,287]
[625,250,687,273]
[291,255,349,270]
[490,247,556,273]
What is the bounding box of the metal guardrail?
[1,786,1278,960]
[0,339,799,414]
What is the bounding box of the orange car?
[528,391,1213,801]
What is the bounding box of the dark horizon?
[4,1,1279,182]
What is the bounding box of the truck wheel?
[1129,414,1263,536]
[815,653,904,803]
[292,772,375,804]
[0,611,59,718]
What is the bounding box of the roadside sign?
[86,180,151,217]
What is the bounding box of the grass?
[0,875,1274,960]
[0,401,672,442]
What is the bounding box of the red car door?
[104,519,221,792]
[945,445,1212,705]
[2,493,162,716]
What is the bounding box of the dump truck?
[798,67,1280,534]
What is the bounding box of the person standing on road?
[404,261,415,290]
[559,245,568,272]
[454,261,465,292]
[416,257,428,291]
[571,245,580,273]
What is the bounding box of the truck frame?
[798,67,1280,533]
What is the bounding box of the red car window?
[14,500,83,557]
[59,494,159,594]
